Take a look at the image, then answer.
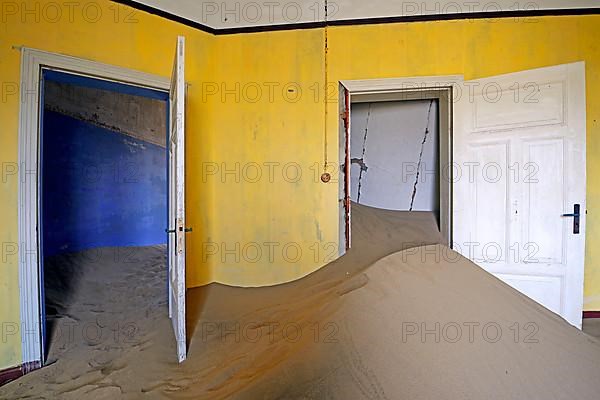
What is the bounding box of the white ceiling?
[132,0,600,29]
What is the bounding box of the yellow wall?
[326,17,600,311]
[190,29,335,286]
[202,16,600,298]
[2,1,600,371]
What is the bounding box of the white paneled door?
[168,36,187,362]
[453,63,586,328]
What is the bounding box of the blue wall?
[42,110,167,257]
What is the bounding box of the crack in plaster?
[409,100,434,211]
[356,103,372,203]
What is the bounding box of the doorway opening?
[18,43,188,371]
[39,70,169,363]
[338,82,455,252]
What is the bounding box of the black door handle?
[561,204,580,234]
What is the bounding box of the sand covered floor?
[2,204,600,399]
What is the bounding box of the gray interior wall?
[44,81,167,147]
[350,99,439,212]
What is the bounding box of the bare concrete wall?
[44,81,167,147]
[350,100,439,212]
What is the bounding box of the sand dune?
[2,204,600,399]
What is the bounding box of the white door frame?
[339,66,586,327]
[17,47,170,371]
[339,75,464,249]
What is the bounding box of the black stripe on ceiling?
[215,21,327,35]
[111,1,600,35]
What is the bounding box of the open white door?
[168,36,187,362]
[453,62,586,328]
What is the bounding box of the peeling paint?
[409,100,434,211]
[123,138,147,153]
[44,81,167,148]
[46,105,127,136]
[351,158,368,172]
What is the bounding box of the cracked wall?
[349,100,439,212]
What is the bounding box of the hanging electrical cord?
[321,0,331,183]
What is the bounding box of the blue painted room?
[40,71,169,359]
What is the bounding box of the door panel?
[497,273,563,315]
[472,81,565,132]
[454,62,586,328]
[523,138,565,264]
[168,36,187,362]
[470,142,509,263]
